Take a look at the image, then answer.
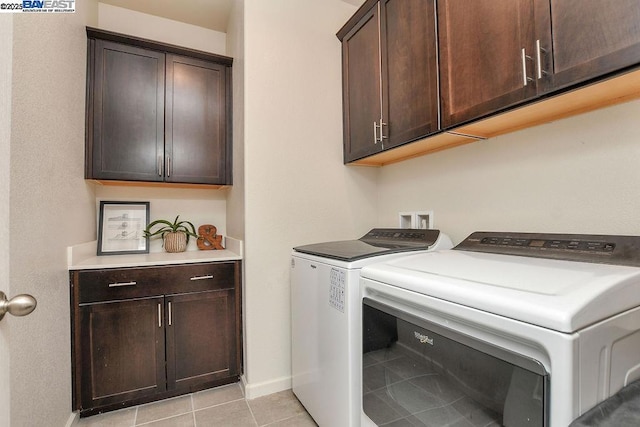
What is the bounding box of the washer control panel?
[456,232,640,266]
[361,228,441,248]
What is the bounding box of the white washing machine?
[360,231,640,427]
[291,229,452,427]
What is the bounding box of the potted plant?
[143,215,198,253]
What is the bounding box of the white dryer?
[291,229,452,427]
[360,231,640,427]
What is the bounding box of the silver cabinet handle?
[158,303,162,327]
[373,120,387,144]
[168,302,172,326]
[0,291,36,321]
[158,156,163,176]
[108,281,136,288]
[190,275,214,281]
[373,121,379,144]
[536,39,548,80]
[166,156,171,178]
[521,48,534,86]
[379,119,388,141]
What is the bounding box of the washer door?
[362,298,548,427]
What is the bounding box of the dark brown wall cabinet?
[85,28,233,186]
[337,0,439,163]
[70,261,242,417]
[339,0,640,164]
[438,0,640,128]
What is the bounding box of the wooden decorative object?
[197,224,224,250]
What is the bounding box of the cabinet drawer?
[75,262,236,304]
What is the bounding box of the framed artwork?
[97,201,150,255]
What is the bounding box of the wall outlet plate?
[414,211,433,229]
[399,212,413,229]
[398,211,434,229]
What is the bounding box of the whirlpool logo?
[414,331,434,345]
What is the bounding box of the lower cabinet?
[166,290,238,390]
[71,261,242,417]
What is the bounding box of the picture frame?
[97,201,150,256]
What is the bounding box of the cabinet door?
[165,55,230,185]
[341,4,383,163]
[548,0,640,91]
[165,290,238,391]
[89,40,165,181]
[438,0,537,128]
[381,0,439,148]
[79,297,166,410]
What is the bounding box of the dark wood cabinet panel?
[341,5,382,162]
[88,40,165,181]
[165,55,230,184]
[382,0,439,149]
[548,0,640,90]
[79,297,166,409]
[338,0,640,165]
[85,28,232,186]
[166,290,237,390]
[438,0,640,128]
[71,261,242,417]
[339,0,439,163]
[438,0,537,128]
[76,262,235,304]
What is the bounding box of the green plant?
[143,215,198,243]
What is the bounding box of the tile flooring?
[76,384,317,427]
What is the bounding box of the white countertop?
[68,237,243,270]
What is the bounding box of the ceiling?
[99,0,365,34]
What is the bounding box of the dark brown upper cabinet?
[165,55,229,184]
[438,0,543,128]
[439,0,640,129]
[85,28,232,187]
[338,0,640,165]
[547,0,640,91]
[337,0,439,163]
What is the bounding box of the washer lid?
[293,228,442,262]
[361,249,640,333]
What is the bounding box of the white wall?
[98,3,227,55]
[226,0,247,383]
[241,0,377,397]
[226,0,245,243]
[0,14,13,427]
[9,1,98,425]
[95,186,228,253]
[377,99,640,244]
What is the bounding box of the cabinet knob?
[0,291,37,321]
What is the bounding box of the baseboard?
[242,374,291,400]
[64,411,79,427]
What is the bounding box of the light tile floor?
[76,384,318,427]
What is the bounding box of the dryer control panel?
[456,232,640,267]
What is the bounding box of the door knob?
[0,291,37,321]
